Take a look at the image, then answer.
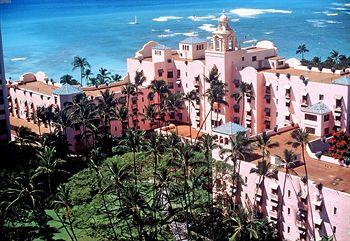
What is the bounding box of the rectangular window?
[177,69,181,77]
[333,226,336,233]
[158,69,163,77]
[288,190,291,197]
[319,94,324,100]
[242,57,245,61]
[287,227,290,233]
[305,114,317,121]
[167,59,172,63]
[288,208,290,214]
[245,193,248,199]
[336,99,342,108]
[324,114,330,122]
[324,127,329,135]
[334,207,337,215]
[167,71,173,78]
[245,176,248,183]
[155,50,162,55]
[305,127,316,134]
[252,56,257,62]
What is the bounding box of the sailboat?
[130,16,139,25]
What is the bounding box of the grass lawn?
[33,210,95,241]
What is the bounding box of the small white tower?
[211,12,237,52]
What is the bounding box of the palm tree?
[296,44,309,60]
[145,132,165,238]
[196,66,227,140]
[108,161,134,240]
[89,148,118,240]
[232,82,253,126]
[220,132,251,206]
[229,207,262,240]
[87,77,99,87]
[134,70,146,87]
[96,68,111,86]
[67,93,99,150]
[121,83,136,127]
[52,108,71,137]
[71,56,91,85]
[165,92,185,132]
[329,50,340,65]
[276,149,298,239]
[33,146,67,194]
[119,128,146,185]
[14,126,37,147]
[53,185,78,241]
[148,80,170,128]
[250,160,277,208]
[288,128,315,239]
[82,69,93,83]
[60,74,80,85]
[111,73,123,82]
[3,174,42,219]
[174,141,195,238]
[142,104,157,126]
[183,90,198,141]
[254,131,279,162]
[97,89,117,136]
[198,134,219,240]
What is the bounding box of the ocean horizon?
[1,0,350,84]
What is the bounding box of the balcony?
[268,210,278,219]
[270,193,279,201]
[296,220,307,230]
[334,105,342,112]
[298,202,308,212]
[334,120,341,127]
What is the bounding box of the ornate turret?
[211,12,237,52]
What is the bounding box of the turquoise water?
[1,0,350,84]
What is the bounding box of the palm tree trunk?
[302,145,316,240]
[153,152,158,240]
[279,168,289,239]
[53,209,75,241]
[194,106,212,141]
[188,102,192,143]
[240,94,245,126]
[65,206,78,241]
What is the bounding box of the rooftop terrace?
[16,81,58,96]
[260,67,348,84]
[250,129,350,194]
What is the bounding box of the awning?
[271,201,279,207]
[298,230,306,235]
[314,217,323,226]
[299,191,308,199]
[270,183,279,190]
[313,199,323,207]
[286,99,291,103]
[265,81,271,87]
[176,79,181,84]
[334,95,343,100]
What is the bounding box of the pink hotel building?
[7,13,350,241]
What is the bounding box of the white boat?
[130,16,139,25]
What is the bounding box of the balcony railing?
[296,220,307,230]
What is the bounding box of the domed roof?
[219,13,229,22]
